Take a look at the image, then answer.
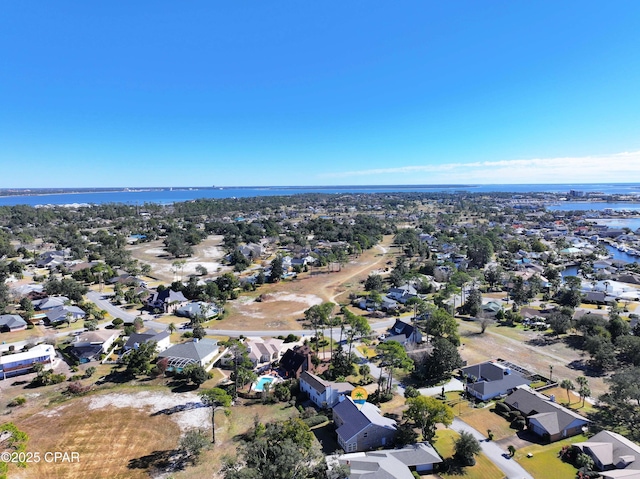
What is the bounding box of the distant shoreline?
[0,184,478,198]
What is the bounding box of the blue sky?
[1,2,640,187]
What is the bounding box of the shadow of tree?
[311,423,340,455]
[567,359,605,377]
[439,458,469,476]
[170,382,201,393]
[150,401,206,417]
[128,449,182,472]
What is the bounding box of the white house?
[299,371,353,408]
[124,329,172,352]
[1,344,56,379]
[72,330,119,363]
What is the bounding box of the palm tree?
[168,322,177,334]
[576,376,590,408]
[560,379,575,405]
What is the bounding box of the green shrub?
[50,373,67,384]
[8,396,26,407]
[404,386,420,398]
[512,418,526,430]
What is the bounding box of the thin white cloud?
[321,151,640,183]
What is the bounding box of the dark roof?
[280,345,313,377]
[333,398,396,442]
[505,386,589,435]
[390,319,415,336]
[71,344,103,361]
[150,289,187,304]
[462,362,529,398]
[584,291,608,302]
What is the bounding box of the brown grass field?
[15,396,181,479]
[6,388,302,479]
[210,235,396,332]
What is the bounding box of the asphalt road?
[86,291,137,323]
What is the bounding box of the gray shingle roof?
[124,329,170,350]
[505,386,590,435]
[575,430,640,471]
[334,397,396,442]
[158,338,218,362]
[337,443,442,479]
[300,371,328,394]
[0,314,27,330]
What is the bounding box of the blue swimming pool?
[253,376,275,392]
[253,376,277,392]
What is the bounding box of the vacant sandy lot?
[127,235,230,284]
[214,238,395,331]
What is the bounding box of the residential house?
[238,243,264,260]
[385,319,422,346]
[279,344,316,379]
[574,430,640,478]
[44,305,86,325]
[157,338,220,372]
[245,337,285,371]
[10,283,44,298]
[34,296,69,311]
[0,314,28,332]
[481,301,503,317]
[333,397,397,452]
[387,283,418,304]
[504,386,590,442]
[146,289,188,313]
[36,250,65,269]
[175,301,219,320]
[332,443,443,478]
[123,329,172,352]
[299,371,353,408]
[108,273,147,288]
[460,361,530,401]
[71,330,119,363]
[69,261,99,274]
[0,344,56,379]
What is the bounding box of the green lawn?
[444,392,515,441]
[356,345,377,359]
[514,435,585,479]
[540,387,597,416]
[433,429,505,479]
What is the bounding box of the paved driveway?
[452,417,534,479]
